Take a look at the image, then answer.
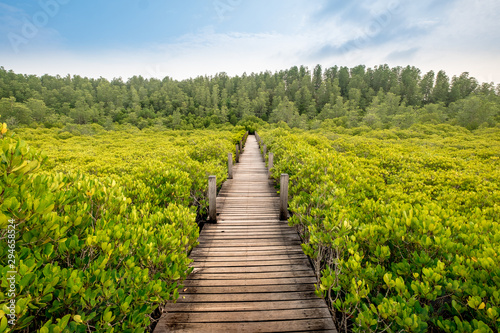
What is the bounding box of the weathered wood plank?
[190,264,312,273]
[192,241,300,247]
[191,259,311,267]
[200,230,298,235]
[157,319,336,333]
[186,270,315,280]
[189,254,309,262]
[182,277,318,287]
[179,284,317,294]
[194,240,303,247]
[166,299,328,312]
[189,249,306,257]
[162,307,332,323]
[176,291,321,303]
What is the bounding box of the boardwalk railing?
[255,131,289,220]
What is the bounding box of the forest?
[0,64,499,132]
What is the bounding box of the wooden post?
[209,176,217,222]
[268,152,273,179]
[235,144,240,163]
[228,153,233,179]
[280,174,289,220]
[240,140,243,150]
[263,145,267,158]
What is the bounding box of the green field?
[1,61,500,332]
[261,124,500,332]
[0,126,244,332]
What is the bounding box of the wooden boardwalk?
[154,135,337,332]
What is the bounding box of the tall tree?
[449,72,478,103]
[432,70,450,105]
[420,70,435,104]
[312,64,323,92]
[338,67,350,97]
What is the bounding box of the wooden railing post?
[228,153,233,179]
[268,152,273,179]
[240,139,243,151]
[235,144,240,163]
[209,176,217,222]
[263,145,267,159]
[280,174,289,220]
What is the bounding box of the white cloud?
[0,0,499,84]
[0,1,67,54]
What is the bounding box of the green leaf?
[43,244,54,257]
[103,311,112,322]
[0,316,7,331]
[58,314,71,329]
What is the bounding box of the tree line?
[0,64,499,131]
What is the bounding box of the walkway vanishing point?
[154,135,337,332]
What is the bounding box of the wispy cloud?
[387,47,420,61]
[0,0,499,83]
[0,1,68,54]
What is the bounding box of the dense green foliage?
[1,65,499,132]
[1,62,499,332]
[0,124,244,332]
[260,124,500,332]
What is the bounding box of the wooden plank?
[198,235,300,240]
[206,222,289,226]
[162,307,332,323]
[190,245,304,252]
[202,224,292,229]
[157,319,336,333]
[191,259,311,267]
[186,271,315,280]
[189,249,305,257]
[179,284,317,294]
[182,277,318,287]
[190,264,312,273]
[166,299,328,312]
[200,230,298,235]
[176,291,320,303]
[201,231,295,235]
[194,240,302,247]
[189,254,308,262]
[197,236,301,241]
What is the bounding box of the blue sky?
[0,0,499,83]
